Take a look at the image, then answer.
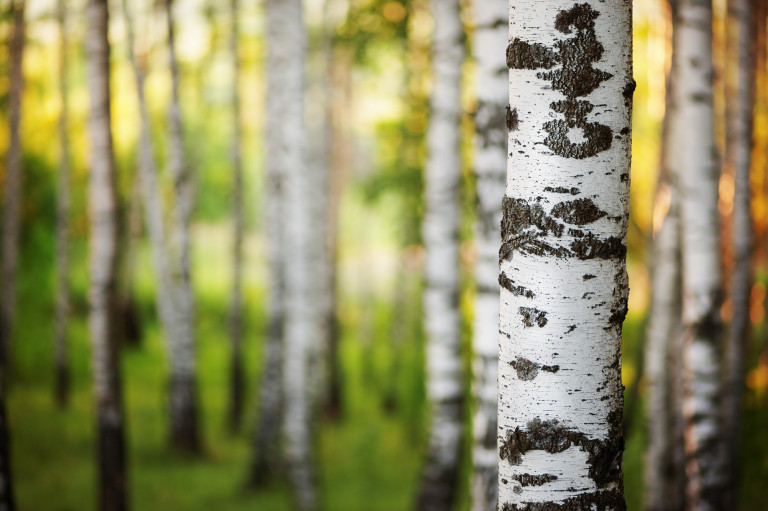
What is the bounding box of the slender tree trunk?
[228,0,245,434]
[416,2,464,510]
[118,176,143,348]
[644,7,685,505]
[87,0,129,508]
[164,0,201,453]
[54,0,71,407]
[1,0,25,371]
[469,1,506,510]
[122,0,198,454]
[675,0,727,508]
[722,0,755,507]
[499,2,632,509]
[265,0,317,507]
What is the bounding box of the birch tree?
[1,0,25,370]
[228,0,245,433]
[54,0,71,407]
[499,2,632,509]
[416,1,464,509]
[87,0,129,508]
[675,0,726,507]
[470,0,507,509]
[164,0,201,452]
[722,0,755,505]
[643,7,685,505]
[266,0,317,507]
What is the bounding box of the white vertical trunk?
[500,2,632,509]
[723,0,754,505]
[164,0,201,452]
[268,0,316,508]
[417,1,464,510]
[470,1,507,510]
[1,0,25,369]
[228,0,245,432]
[675,0,726,508]
[87,0,128,508]
[55,0,71,407]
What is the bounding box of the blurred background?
[0,0,767,509]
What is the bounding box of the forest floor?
[7,223,767,510]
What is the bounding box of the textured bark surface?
[164,0,201,453]
[416,1,464,510]
[1,0,25,371]
[267,0,317,508]
[470,1,507,510]
[499,2,632,510]
[55,0,71,408]
[675,1,726,508]
[643,12,685,506]
[87,0,128,508]
[228,0,245,433]
[722,0,755,507]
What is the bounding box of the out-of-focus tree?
[468,0,506,509]
[499,2,632,509]
[86,0,129,508]
[416,1,464,510]
[675,0,727,506]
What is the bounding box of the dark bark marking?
[507,106,519,131]
[541,364,560,373]
[499,273,535,298]
[569,233,626,260]
[583,274,596,280]
[622,79,637,107]
[550,198,607,225]
[544,186,580,195]
[510,357,540,381]
[518,307,548,328]
[507,38,558,70]
[511,473,559,487]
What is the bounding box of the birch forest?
[2,0,768,510]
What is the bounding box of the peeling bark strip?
[471,1,507,509]
[500,2,631,510]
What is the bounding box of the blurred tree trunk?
[265,0,317,508]
[499,2,632,509]
[722,0,756,506]
[676,0,727,507]
[416,1,464,510]
[228,0,245,434]
[165,0,201,453]
[123,0,199,454]
[54,0,71,407]
[87,0,129,508]
[118,177,144,349]
[469,1,506,510]
[1,0,25,371]
[644,3,685,507]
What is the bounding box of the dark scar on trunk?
[544,186,580,195]
[511,473,558,487]
[507,106,519,131]
[550,198,607,225]
[499,273,535,298]
[519,307,548,328]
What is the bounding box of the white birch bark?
[1,0,25,369]
[228,0,245,433]
[55,0,71,407]
[675,0,727,508]
[268,0,317,507]
[499,2,632,509]
[722,0,754,505]
[470,1,507,510]
[87,0,128,508]
[122,0,198,453]
[417,1,464,510]
[164,0,201,452]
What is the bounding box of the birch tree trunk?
[87,0,129,508]
[1,0,25,370]
[675,0,727,508]
[165,0,201,453]
[54,0,71,407]
[416,1,464,510]
[267,0,317,507]
[722,0,755,506]
[499,2,632,509]
[228,0,245,433]
[644,13,685,505]
[470,1,507,510]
